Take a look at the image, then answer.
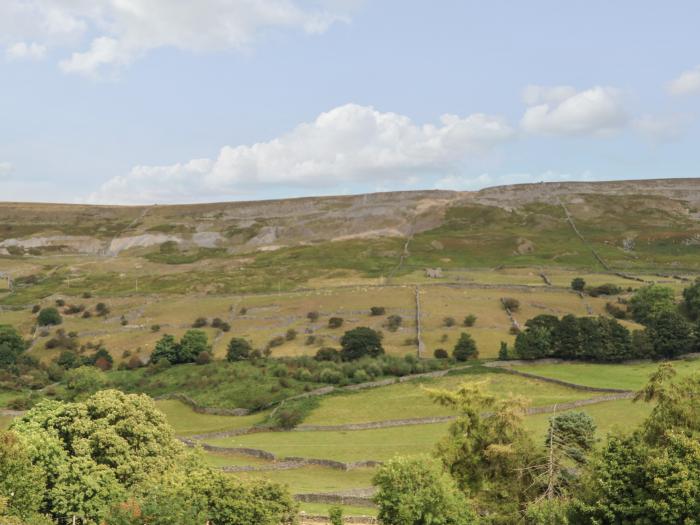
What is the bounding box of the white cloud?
[5,41,47,61]
[87,104,514,204]
[521,86,628,136]
[634,114,689,143]
[0,0,351,76]
[434,170,594,191]
[668,66,700,96]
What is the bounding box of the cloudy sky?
[1,0,699,204]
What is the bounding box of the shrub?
[340,327,384,361]
[227,337,252,361]
[307,311,319,322]
[305,335,317,346]
[605,301,627,319]
[55,299,66,307]
[353,369,370,383]
[443,316,456,327]
[285,328,297,341]
[502,298,520,311]
[31,304,40,313]
[120,316,128,326]
[571,277,586,291]
[453,332,478,361]
[82,310,92,318]
[82,291,92,299]
[192,317,208,328]
[498,341,509,360]
[587,283,623,297]
[239,306,248,315]
[433,348,449,359]
[328,317,344,329]
[95,302,110,316]
[370,306,386,316]
[329,506,343,525]
[196,351,212,365]
[315,347,340,362]
[629,284,676,325]
[150,324,161,332]
[386,315,402,332]
[463,314,477,327]
[37,307,62,326]
[319,368,343,384]
[267,336,285,349]
[126,356,143,370]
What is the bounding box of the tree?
[0,325,26,367]
[452,333,478,361]
[37,307,62,326]
[150,334,181,365]
[552,314,581,359]
[314,347,340,362]
[386,315,402,332]
[370,306,386,316]
[340,327,384,361]
[502,297,520,311]
[426,383,539,518]
[629,284,676,325]
[571,277,586,291]
[373,455,474,525]
[571,432,700,524]
[514,325,552,360]
[498,341,509,360]
[0,431,45,521]
[227,338,252,361]
[546,411,596,466]
[647,310,694,359]
[682,278,700,320]
[63,366,107,400]
[11,390,186,523]
[434,348,449,359]
[328,317,344,329]
[443,317,456,327]
[179,329,209,362]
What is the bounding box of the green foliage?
[373,455,474,525]
[340,327,384,361]
[524,499,571,525]
[328,505,343,525]
[546,411,596,465]
[452,333,478,361]
[629,284,676,325]
[462,314,477,327]
[682,278,700,320]
[572,432,700,524]
[0,325,26,366]
[62,366,107,400]
[570,277,585,291]
[150,334,180,364]
[328,316,344,329]
[266,397,320,430]
[315,347,340,362]
[386,314,402,332]
[370,306,386,316]
[646,310,694,359]
[151,331,209,365]
[36,307,61,326]
[434,348,449,359]
[0,431,45,521]
[226,337,252,361]
[498,341,509,360]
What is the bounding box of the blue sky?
[1,0,699,204]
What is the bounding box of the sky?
[1,0,699,204]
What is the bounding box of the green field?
[155,399,266,436]
[235,465,377,494]
[304,370,603,426]
[513,358,700,391]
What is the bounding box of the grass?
[513,359,700,391]
[233,465,377,494]
[304,370,602,426]
[298,502,377,517]
[206,423,451,463]
[154,399,266,436]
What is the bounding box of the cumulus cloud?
[668,66,700,96]
[86,104,514,204]
[0,0,351,76]
[5,42,47,61]
[521,85,628,136]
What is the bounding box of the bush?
[315,347,340,362]
[453,332,478,361]
[340,327,384,361]
[219,322,231,332]
[151,324,161,332]
[502,298,520,311]
[82,291,92,299]
[126,355,144,369]
[196,351,212,365]
[571,277,586,291]
[285,328,297,341]
[328,317,344,329]
[370,306,386,316]
[120,316,128,326]
[305,335,317,346]
[95,302,110,316]
[443,316,456,327]
[498,341,509,360]
[433,348,449,359]
[227,338,252,361]
[462,314,477,327]
[37,307,62,326]
[386,315,402,332]
[587,283,623,297]
[319,368,344,384]
[82,310,92,318]
[605,301,627,319]
[31,304,40,313]
[329,506,343,525]
[307,311,319,322]
[211,317,224,328]
[192,317,208,328]
[55,299,66,307]
[267,336,285,349]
